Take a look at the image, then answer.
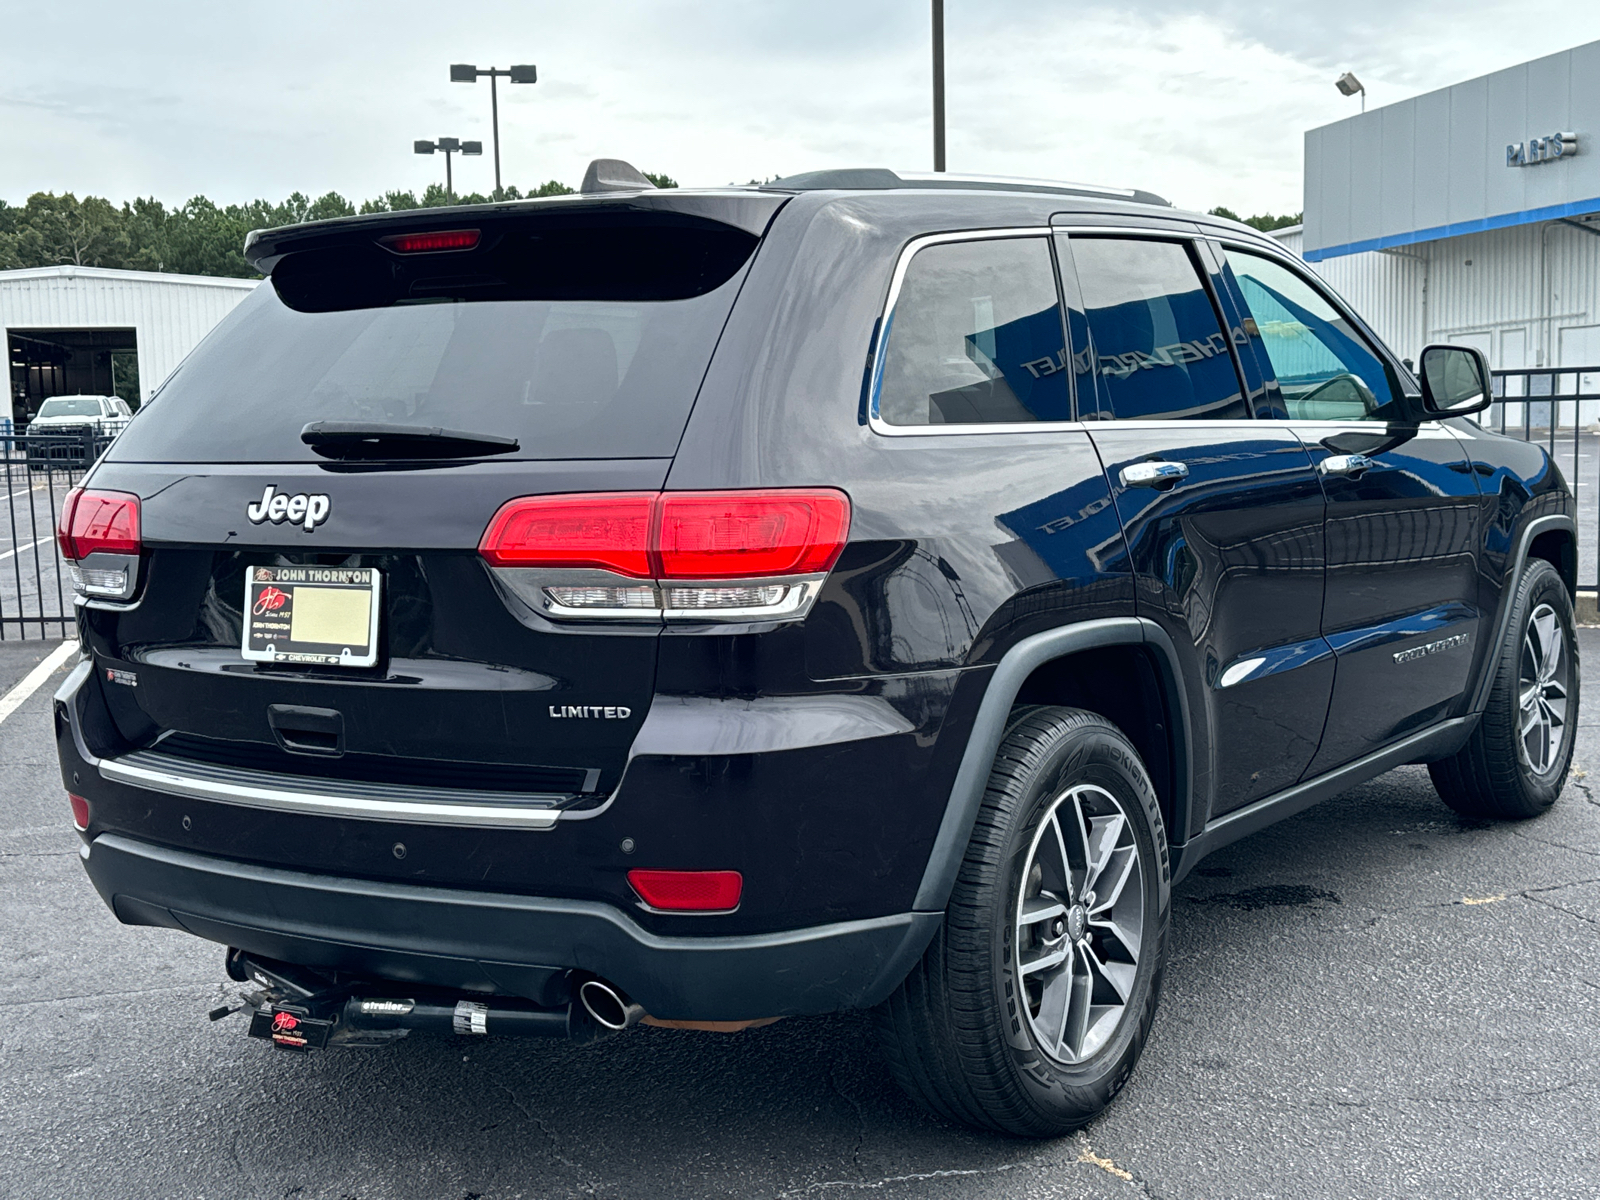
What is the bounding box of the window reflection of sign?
[1098,332,1231,380]
[962,305,1071,421]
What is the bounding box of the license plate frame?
[241,565,381,668]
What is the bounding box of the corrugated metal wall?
[1271,220,1600,374]
[0,267,256,418]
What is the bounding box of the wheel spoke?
[1089,913,1143,960]
[1019,896,1067,926]
[1033,951,1074,1051]
[1083,813,1127,893]
[1021,946,1070,977]
[1089,845,1137,915]
[1059,944,1094,1058]
[1047,812,1076,897]
[1083,939,1136,1003]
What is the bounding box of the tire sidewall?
[985,720,1170,1123]
[1500,562,1579,807]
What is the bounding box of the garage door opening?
[7,328,140,428]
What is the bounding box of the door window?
[1069,237,1246,421]
[1224,249,1397,420]
[875,237,1070,426]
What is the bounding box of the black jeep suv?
[55,161,1577,1136]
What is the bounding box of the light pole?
[1336,71,1367,114]
[413,137,483,198]
[931,0,945,171]
[451,63,538,198]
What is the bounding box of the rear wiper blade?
[300,421,519,460]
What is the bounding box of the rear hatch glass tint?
[109,211,761,464]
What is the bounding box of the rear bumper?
[82,831,939,1021]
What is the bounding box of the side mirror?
[1418,344,1492,416]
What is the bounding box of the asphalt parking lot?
[4,634,1599,1200]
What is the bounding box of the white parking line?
[0,536,55,562]
[0,640,77,726]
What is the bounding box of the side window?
[876,237,1070,426]
[1069,237,1246,421]
[1224,249,1397,420]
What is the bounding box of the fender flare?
[1468,513,1577,715]
[911,617,1191,912]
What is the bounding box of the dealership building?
[2,266,256,425]
[1273,39,1600,393]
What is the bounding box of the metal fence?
[0,429,118,640]
[1487,365,1600,591]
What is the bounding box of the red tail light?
[478,492,654,577]
[57,488,140,560]
[627,869,743,912]
[380,229,481,254]
[656,491,850,579]
[478,489,851,579]
[69,794,89,831]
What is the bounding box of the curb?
[1579,590,1599,627]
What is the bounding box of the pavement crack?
[826,1057,868,1180]
[486,1075,583,1175]
[0,983,193,1010]
[1075,1133,1159,1197]
[775,1161,1042,1196]
[1507,827,1600,859]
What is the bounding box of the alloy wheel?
[1014,784,1144,1064]
[1518,601,1570,776]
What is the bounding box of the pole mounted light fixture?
[451,63,538,198]
[414,137,483,198]
[1335,71,1366,113]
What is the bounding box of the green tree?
[0,193,126,268]
[643,172,678,189]
[1209,205,1303,232]
[0,174,627,277]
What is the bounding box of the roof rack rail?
[758,168,1170,207]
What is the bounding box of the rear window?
[109,214,759,463]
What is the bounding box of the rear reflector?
[57,488,140,560]
[627,869,743,912]
[478,489,850,580]
[69,794,89,831]
[380,229,481,254]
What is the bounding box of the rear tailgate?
[73,194,784,882]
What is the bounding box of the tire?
[1429,558,1578,819]
[876,706,1170,1137]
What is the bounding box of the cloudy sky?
[4,1,1598,217]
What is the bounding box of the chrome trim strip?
[99,756,563,830]
[1050,223,1201,238]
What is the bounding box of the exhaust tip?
[578,978,644,1031]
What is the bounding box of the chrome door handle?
[1319,453,1375,477]
[1119,461,1189,489]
